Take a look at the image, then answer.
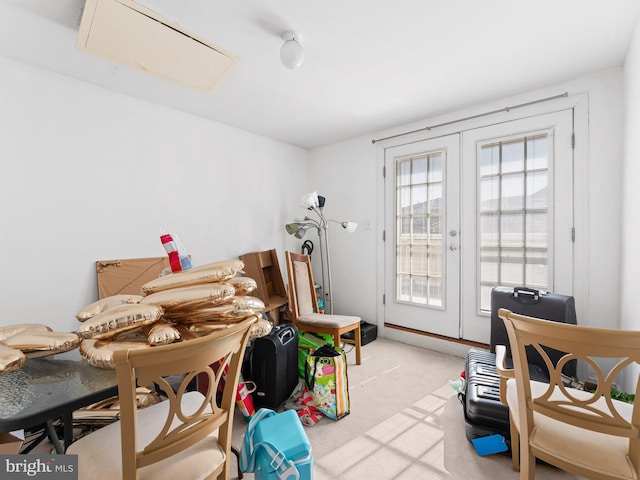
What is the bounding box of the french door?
[383,110,574,344]
[383,135,461,338]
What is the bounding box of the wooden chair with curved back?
[285,251,361,365]
[496,308,640,480]
[67,316,257,480]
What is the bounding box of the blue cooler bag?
[240,408,313,480]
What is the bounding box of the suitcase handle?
[512,287,542,304]
[277,327,295,345]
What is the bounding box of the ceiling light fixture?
[280,30,304,69]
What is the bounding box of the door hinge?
[571,133,575,149]
[382,230,386,242]
[382,294,386,305]
[571,227,575,242]
[383,165,386,177]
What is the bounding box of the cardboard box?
[96,256,170,298]
[0,431,24,454]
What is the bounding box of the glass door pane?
[395,151,444,307]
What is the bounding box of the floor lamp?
[285,191,357,314]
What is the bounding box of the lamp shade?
[285,223,302,235]
[343,222,358,233]
[300,191,319,210]
[280,31,304,69]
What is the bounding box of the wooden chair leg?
[509,415,520,472]
[231,445,243,479]
[354,326,362,365]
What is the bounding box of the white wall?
[620,16,640,391]
[309,68,625,354]
[0,57,308,333]
[622,11,640,332]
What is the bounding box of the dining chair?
[67,316,257,480]
[285,251,361,365]
[496,308,640,480]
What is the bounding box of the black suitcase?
[463,348,549,443]
[249,323,299,410]
[490,286,577,378]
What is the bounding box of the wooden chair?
[496,308,640,480]
[67,316,257,480]
[285,251,361,365]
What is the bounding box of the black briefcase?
[249,323,299,410]
[490,286,577,378]
[341,321,377,346]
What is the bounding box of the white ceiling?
[1,0,640,149]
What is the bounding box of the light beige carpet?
[232,336,586,480]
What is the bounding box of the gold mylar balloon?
[141,259,244,294]
[0,323,52,343]
[224,276,257,296]
[3,331,81,358]
[80,339,150,369]
[76,294,143,322]
[77,304,163,340]
[0,344,26,376]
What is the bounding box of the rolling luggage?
[463,348,549,443]
[463,286,579,444]
[249,323,299,410]
[490,286,577,378]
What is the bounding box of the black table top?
[0,349,118,432]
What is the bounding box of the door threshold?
[384,323,488,350]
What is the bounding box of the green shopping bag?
[297,331,333,378]
[305,344,350,420]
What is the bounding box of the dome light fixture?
[280,30,304,69]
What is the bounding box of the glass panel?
[399,216,410,235]
[411,277,428,304]
[412,156,427,184]
[500,250,524,284]
[412,215,428,235]
[411,245,427,275]
[428,154,443,182]
[480,214,499,247]
[399,186,411,212]
[480,177,499,212]
[428,277,442,307]
[429,215,442,236]
[480,144,499,176]
[427,245,442,276]
[428,184,442,215]
[501,174,524,210]
[395,149,445,307]
[525,250,548,287]
[411,185,427,214]
[398,160,411,186]
[502,140,525,173]
[527,135,548,170]
[500,212,524,247]
[477,131,552,313]
[480,248,499,283]
[526,171,547,209]
[397,245,411,273]
[398,275,411,301]
[526,212,547,248]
